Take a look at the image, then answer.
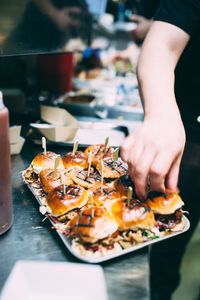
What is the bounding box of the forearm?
[137,21,190,119]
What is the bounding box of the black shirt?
[154,0,200,142]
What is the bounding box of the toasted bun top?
[31,151,64,173]
[68,207,118,243]
[70,168,102,189]
[96,158,128,179]
[62,151,88,170]
[39,169,73,194]
[146,192,184,215]
[108,198,155,231]
[90,186,121,206]
[114,175,135,197]
[46,185,88,217]
[84,144,114,166]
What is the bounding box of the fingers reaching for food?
[120,117,185,199]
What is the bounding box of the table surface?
[0,141,149,300]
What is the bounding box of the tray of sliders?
[22,137,190,263]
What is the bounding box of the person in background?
[5,0,90,52]
[121,1,200,299]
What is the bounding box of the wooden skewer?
[89,192,94,218]
[42,137,47,156]
[87,151,92,177]
[54,155,61,170]
[100,160,104,193]
[61,172,66,195]
[104,136,109,153]
[113,147,119,166]
[127,186,133,207]
[72,141,79,156]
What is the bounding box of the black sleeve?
[154,0,200,36]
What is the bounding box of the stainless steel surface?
[0,141,149,300]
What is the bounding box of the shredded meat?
[155,209,182,230]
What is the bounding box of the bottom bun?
[170,220,185,232]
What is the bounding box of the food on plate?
[68,207,118,243]
[31,151,64,174]
[70,168,102,189]
[62,151,89,171]
[84,144,114,166]
[39,169,73,194]
[107,198,155,231]
[90,186,121,207]
[146,192,185,231]
[46,185,89,217]
[96,157,128,179]
[22,141,188,260]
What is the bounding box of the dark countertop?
[0,141,149,300]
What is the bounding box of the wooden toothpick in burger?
[127,186,133,207]
[72,141,79,156]
[87,151,93,177]
[61,172,66,195]
[89,192,94,218]
[100,160,104,193]
[54,155,61,171]
[104,136,109,153]
[113,147,119,167]
[42,137,47,156]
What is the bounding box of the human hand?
[130,14,153,41]
[52,7,81,31]
[120,113,186,199]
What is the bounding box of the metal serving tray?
[23,177,190,264]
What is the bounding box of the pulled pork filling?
[155,209,183,230]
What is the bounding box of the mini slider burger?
[39,169,73,193]
[62,142,88,171]
[114,175,136,197]
[107,197,155,231]
[46,185,89,217]
[84,144,114,166]
[96,157,128,179]
[68,207,118,243]
[70,168,103,189]
[146,192,185,231]
[90,186,122,207]
[31,151,64,174]
[31,137,64,174]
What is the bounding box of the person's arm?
[121,21,190,198]
[32,0,81,30]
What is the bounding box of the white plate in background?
[1,261,108,300]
